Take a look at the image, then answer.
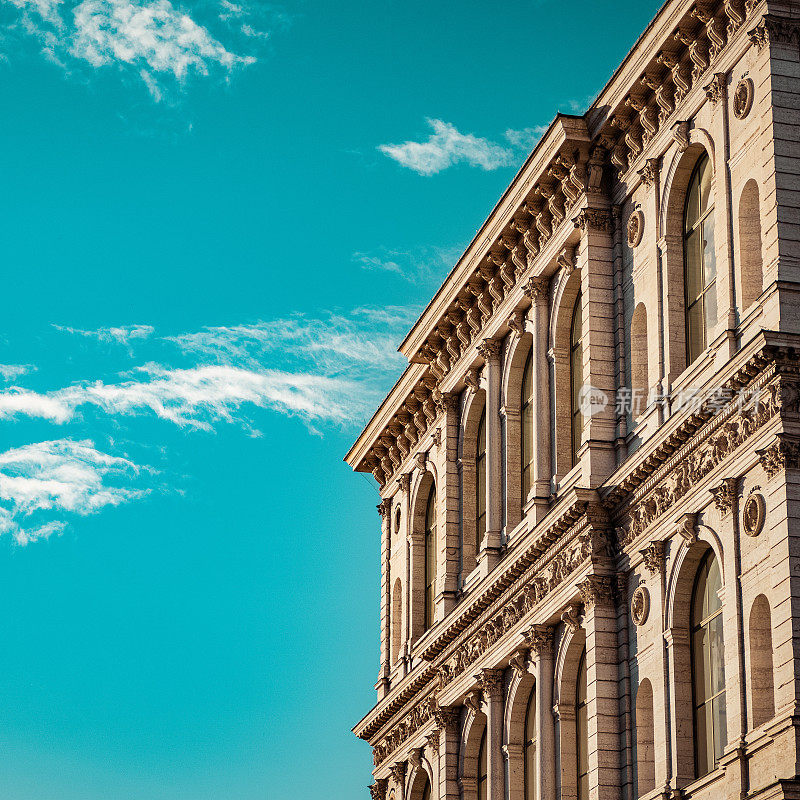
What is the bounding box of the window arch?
[570,294,584,467]
[576,648,588,800]
[424,486,437,631]
[739,179,763,311]
[691,550,726,777]
[523,686,536,800]
[477,729,488,800]
[749,594,775,728]
[476,409,487,554]
[684,153,717,365]
[521,350,534,511]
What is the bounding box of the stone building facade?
[345,2,800,799]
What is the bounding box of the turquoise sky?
[0,1,661,797]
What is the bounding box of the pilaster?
[476,668,505,800]
[478,339,503,573]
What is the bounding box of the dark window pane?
[699,154,712,213]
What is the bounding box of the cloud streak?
[0,438,149,545]
[54,323,155,345]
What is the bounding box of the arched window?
[576,648,588,800]
[476,409,487,554]
[684,153,717,365]
[691,550,726,777]
[524,686,537,800]
[521,350,534,510]
[570,294,584,467]
[739,179,763,310]
[424,486,437,631]
[477,729,488,800]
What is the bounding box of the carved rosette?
[627,210,644,247]
[742,492,766,537]
[631,585,650,626]
[733,77,754,119]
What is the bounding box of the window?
[576,648,588,800]
[521,350,534,510]
[691,550,726,777]
[421,776,431,800]
[476,409,487,554]
[424,486,437,631]
[570,294,584,467]
[477,729,488,800]
[524,687,537,800]
[684,153,717,365]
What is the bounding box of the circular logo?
[578,384,609,418]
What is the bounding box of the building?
[344,1,800,799]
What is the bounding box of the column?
[477,668,505,800]
[436,706,461,800]
[526,277,552,521]
[437,393,461,617]
[377,497,391,698]
[390,763,406,800]
[478,339,503,573]
[526,624,556,800]
[575,208,617,487]
[578,575,622,800]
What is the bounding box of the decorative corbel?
[561,603,581,633]
[507,307,527,337]
[464,690,482,715]
[672,120,690,152]
[676,512,699,545]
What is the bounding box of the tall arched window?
[476,409,487,554]
[576,648,588,800]
[684,153,717,365]
[477,729,488,800]
[521,350,534,510]
[691,550,726,777]
[424,486,437,631]
[570,294,584,468]
[524,687,537,800]
[421,776,431,800]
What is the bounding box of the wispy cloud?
[2,0,276,100]
[0,363,36,382]
[352,245,462,284]
[379,119,550,175]
[0,306,416,432]
[0,438,149,545]
[54,323,155,345]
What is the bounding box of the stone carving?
[672,120,690,152]
[574,208,613,233]
[637,159,659,187]
[389,762,406,784]
[631,585,650,626]
[627,210,644,247]
[710,477,738,516]
[373,697,439,766]
[560,604,581,633]
[524,623,554,654]
[577,575,615,610]
[507,308,526,337]
[742,492,766,537]
[369,779,388,800]
[733,77,754,119]
[509,647,530,677]
[640,541,665,575]
[749,15,800,53]
[757,435,800,478]
[475,667,504,699]
[704,72,727,104]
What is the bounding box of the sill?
[683,765,725,796]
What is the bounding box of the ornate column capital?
[377,498,391,518]
[710,477,738,516]
[574,207,613,233]
[748,14,800,52]
[389,762,406,785]
[577,574,615,610]
[639,540,665,575]
[704,72,727,104]
[523,623,554,656]
[524,275,550,305]
[434,704,460,732]
[757,434,800,478]
[369,779,388,800]
[637,158,659,187]
[477,338,502,363]
[474,667,504,700]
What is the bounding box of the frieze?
[372,695,439,767]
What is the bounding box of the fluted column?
[526,277,552,521]
[478,339,503,573]
[578,575,622,800]
[477,668,505,800]
[526,624,556,800]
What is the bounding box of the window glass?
[424,487,437,631]
[691,551,727,777]
[576,649,588,800]
[476,409,486,554]
[478,729,488,800]
[570,295,583,467]
[524,687,537,800]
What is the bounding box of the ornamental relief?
[620,375,786,547]
[372,695,438,767]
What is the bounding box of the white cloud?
[379,119,514,176]
[504,125,549,151]
[2,0,268,99]
[352,245,463,284]
[0,363,36,382]
[54,323,155,345]
[0,438,149,545]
